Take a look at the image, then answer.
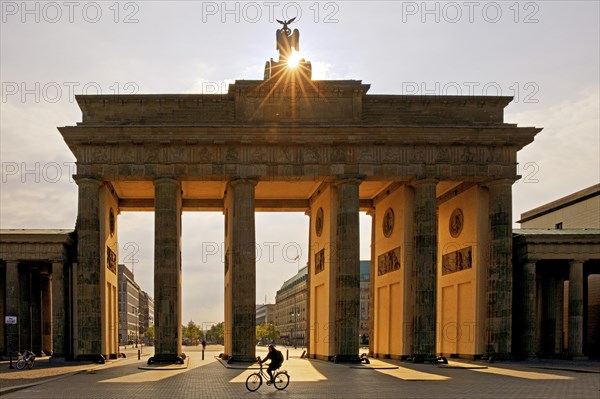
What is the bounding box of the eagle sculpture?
[276,17,299,62]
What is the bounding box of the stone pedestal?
[5,261,20,356]
[51,261,66,357]
[334,178,361,362]
[224,179,257,362]
[152,178,182,363]
[568,260,585,358]
[411,179,438,359]
[74,177,103,360]
[522,261,538,357]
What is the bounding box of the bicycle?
[245,358,290,391]
[16,349,35,370]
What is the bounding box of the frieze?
[315,248,325,275]
[303,147,320,163]
[442,246,472,275]
[377,246,401,276]
[73,143,518,182]
[77,144,511,167]
[225,148,239,162]
[106,246,117,274]
[277,148,293,163]
[357,148,375,163]
[330,147,346,163]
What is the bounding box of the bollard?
[202,350,205,361]
[9,354,14,369]
[138,350,140,360]
[286,349,289,360]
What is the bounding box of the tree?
[182,320,203,344]
[256,322,280,344]
[206,322,224,344]
[145,325,155,345]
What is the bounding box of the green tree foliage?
[182,320,203,344]
[145,325,155,344]
[256,322,280,344]
[206,322,224,344]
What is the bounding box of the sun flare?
[287,51,302,68]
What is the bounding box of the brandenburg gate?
[58,22,540,363]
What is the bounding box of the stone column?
[5,261,20,356]
[74,176,103,359]
[41,275,52,355]
[486,179,513,359]
[19,268,32,353]
[51,261,66,357]
[367,209,376,357]
[522,260,538,358]
[305,210,312,357]
[543,273,558,354]
[224,179,257,362]
[31,273,43,355]
[334,178,362,362]
[411,179,438,359]
[152,178,182,363]
[568,260,585,358]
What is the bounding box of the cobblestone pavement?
[1,346,598,399]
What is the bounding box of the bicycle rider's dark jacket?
[263,350,284,368]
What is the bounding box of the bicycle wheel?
[16,358,26,370]
[273,371,289,390]
[27,358,35,369]
[245,372,262,392]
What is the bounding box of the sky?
[1,1,599,327]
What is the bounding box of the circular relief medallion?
[383,208,394,238]
[109,208,116,236]
[449,208,464,238]
[315,207,324,237]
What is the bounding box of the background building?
[359,260,370,346]
[275,266,308,347]
[118,264,141,345]
[273,262,371,348]
[513,184,600,359]
[256,303,275,325]
[139,290,154,345]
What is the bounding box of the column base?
[332,354,361,363]
[407,354,441,364]
[76,354,106,364]
[148,354,185,365]
[226,355,258,363]
[482,352,512,362]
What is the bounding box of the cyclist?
[259,345,284,385]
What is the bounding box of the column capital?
[332,175,365,187]
[74,175,103,187]
[227,178,258,189]
[408,178,438,188]
[569,259,587,266]
[484,178,515,188]
[153,177,180,186]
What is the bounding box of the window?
[555,222,563,229]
